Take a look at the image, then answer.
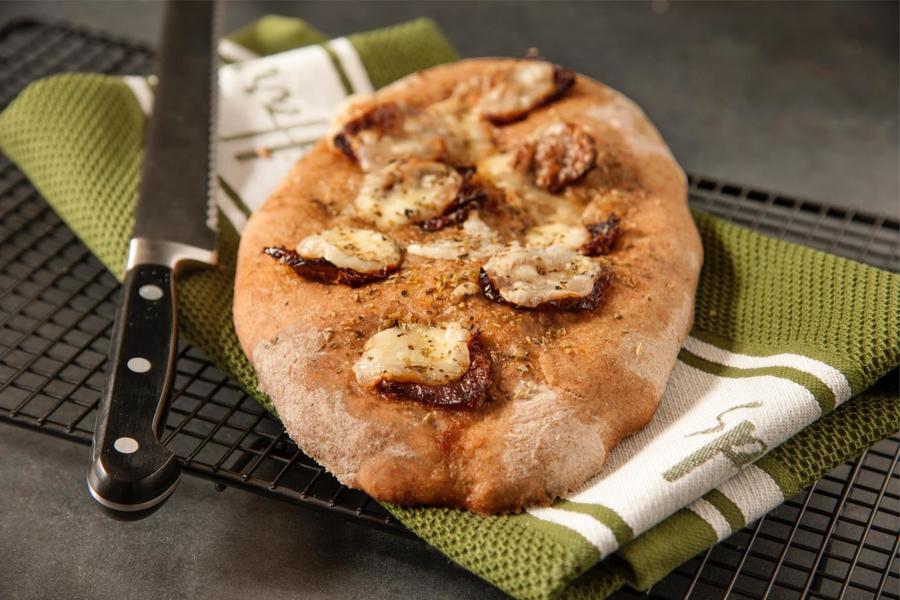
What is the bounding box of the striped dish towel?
[0,16,896,600]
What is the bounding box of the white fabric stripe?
[216,45,347,215]
[562,361,822,538]
[122,76,154,116]
[683,336,851,405]
[529,507,619,557]
[215,189,247,233]
[217,39,259,63]
[718,464,784,521]
[326,37,374,93]
[688,498,732,541]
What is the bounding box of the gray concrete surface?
[1,424,503,600]
[0,2,898,600]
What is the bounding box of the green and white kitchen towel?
[0,16,897,600]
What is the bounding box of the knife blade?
[132,0,218,257]
[87,0,219,519]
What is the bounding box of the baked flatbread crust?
[234,59,703,514]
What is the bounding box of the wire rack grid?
[0,18,897,600]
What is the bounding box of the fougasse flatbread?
[234,58,703,514]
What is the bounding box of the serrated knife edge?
[131,0,218,264]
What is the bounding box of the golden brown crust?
[234,58,703,514]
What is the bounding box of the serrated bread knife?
[87,0,219,519]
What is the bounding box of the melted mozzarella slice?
[406,239,466,260]
[461,210,499,242]
[477,153,584,225]
[429,94,497,166]
[355,160,462,228]
[406,211,502,260]
[477,61,556,122]
[353,323,472,387]
[333,102,446,172]
[482,246,600,308]
[297,227,401,273]
[525,223,590,250]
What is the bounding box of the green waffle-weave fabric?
[0,17,896,600]
[692,213,899,393]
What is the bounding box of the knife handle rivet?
[138,284,164,301]
[113,437,140,454]
[127,357,152,373]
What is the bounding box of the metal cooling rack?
[0,17,897,600]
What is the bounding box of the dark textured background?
[3,0,898,215]
[1,2,898,599]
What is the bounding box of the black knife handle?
[87,264,180,519]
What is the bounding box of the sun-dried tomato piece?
[263,246,398,287]
[479,265,613,312]
[551,63,576,99]
[581,214,621,256]
[516,122,597,192]
[376,336,491,409]
[419,174,487,232]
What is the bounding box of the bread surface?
[234,58,703,513]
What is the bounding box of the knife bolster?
[127,237,217,272]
